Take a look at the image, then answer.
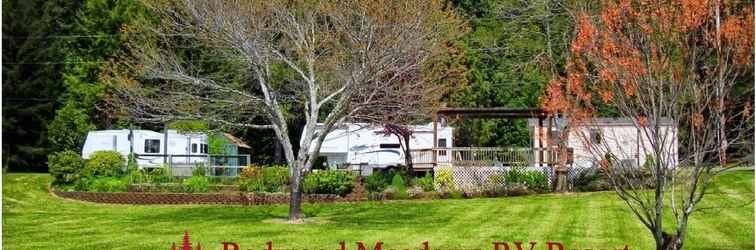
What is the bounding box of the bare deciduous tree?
[542,1,753,249]
[104,0,463,221]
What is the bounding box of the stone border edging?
[51,190,367,205]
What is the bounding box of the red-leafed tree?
[542,1,753,249]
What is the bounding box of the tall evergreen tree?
[448,0,573,147]
[48,0,149,153]
[2,0,83,171]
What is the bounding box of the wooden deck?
[410,147,559,169]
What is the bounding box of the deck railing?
[410,147,565,167]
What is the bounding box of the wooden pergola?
[431,107,554,166]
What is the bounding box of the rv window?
[379,143,401,149]
[200,144,208,154]
[191,143,198,153]
[145,139,160,153]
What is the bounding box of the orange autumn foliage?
[542,0,753,126]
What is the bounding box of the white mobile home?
[528,118,678,169]
[82,129,208,167]
[315,123,453,174]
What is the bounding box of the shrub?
[485,173,507,195]
[433,168,456,192]
[302,170,354,196]
[191,164,207,177]
[364,172,390,193]
[47,104,96,152]
[413,172,435,192]
[238,166,265,192]
[238,166,288,192]
[83,151,125,177]
[573,168,612,192]
[390,173,408,199]
[262,166,288,192]
[81,177,128,192]
[504,167,549,192]
[209,176,236,185]
[146,166,174,183]
[48,150,84,183]
[124,168,149,184]
[183,176,209,193]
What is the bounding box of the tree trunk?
[403,133,413,174]
[554,166,569,192]
[288,166,303,221]
[658,232,683,250]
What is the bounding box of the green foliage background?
[14,0,746,172]
[2,0,573,170]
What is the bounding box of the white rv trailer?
[528,117,678,169]
[81,129,209,167]
[314,123,453,174]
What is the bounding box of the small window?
[191,143,198,153]
[438,139,447,156]
[589,129,602,144]
[200,144,208,154]
[379,143,401,149]
[145,139,161,153]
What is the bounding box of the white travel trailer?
[314,123,453,175]
[81,129,209,167]
[528,118,678,169]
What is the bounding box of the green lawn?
[3,171,753,250]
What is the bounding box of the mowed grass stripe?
[2,172,753,250]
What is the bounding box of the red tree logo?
[171,230,202,250]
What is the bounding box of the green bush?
[238,166,288,192]
[192,164,207,177]
[302,170,354,196]
[124,168,148,184]
[47,104,96,152]
[573,168,612,192]
[48,150,84,183]
[390,173,409,199]
[262,167,288,192]
[413,172,435,192]
[78,177,128,192]
[183,176,209,193]
[364,172,390,193]
[485,173,507,195]
[504,167,549,192]
[83,151,125,177]
[433,168,456,192]
[363,168,410,193]
[146,166,174,183]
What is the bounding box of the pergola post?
[432,113,438,167]
[538,117,544,167]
